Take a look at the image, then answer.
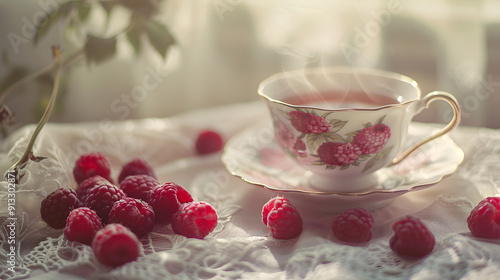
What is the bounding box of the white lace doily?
[1,102,499,280]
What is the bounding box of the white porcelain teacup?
[258,67,461,192]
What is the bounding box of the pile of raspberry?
[40,151,219,267]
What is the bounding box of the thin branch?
[10,46,63,172]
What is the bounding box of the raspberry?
[467,197,500,238]
[76,175,110,202]
[262,196,303,239]
[119,175,159,203]
[331,208,373,243]
[289,111,331,134]
[171,201,218,239]
[317,142,362,166]
[41,188,82,229]
[64,207,102,245]
[390,216,435,258]
[85,183,126,224]
[195,130,224,155]
[73,152,113,184]
[353,124,391,154]
[91,223,141,267]
[118,158,156,184]
[149,182,194,224]
[108,198,155,238]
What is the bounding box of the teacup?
[258,67,461,192]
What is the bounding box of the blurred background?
[0,0,499,132]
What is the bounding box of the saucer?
[221,121,464,213]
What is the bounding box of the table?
[1,101,500,280]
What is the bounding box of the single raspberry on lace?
[390,216,435,258]
[332,208,374,243]
[85,183,126,224]
[108,198,155,238]
[73,152,113,184]
[195,129,224,155]
[171,201,218,239]
[118,158,156,184]
[467,197,500,238]
[317,142,362,166]
[262,196,303,239]
[91,223,141,267]
[149,182,194,224]
[76,175,110,202]
[119,174,159,203]
[289,111,332,134]
[64,207,102,245]
[41,188,82,229]
[353,123,391,154]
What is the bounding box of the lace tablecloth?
[1,101,500,280]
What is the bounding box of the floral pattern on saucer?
[275,108,393,172]
[221,122,464,212]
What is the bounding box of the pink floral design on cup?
[353,123,391,154]
[317,142,362,166]
[289,111,331,134]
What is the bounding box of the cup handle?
[391,91,461,165]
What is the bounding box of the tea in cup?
[258,67,461,192]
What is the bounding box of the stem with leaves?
[7,46,63,179]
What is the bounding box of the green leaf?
[84,36,117,64]
[376,145,394,161]
[77,3,91,22]
[362,145,394,172]
[357,154,372,161]
[345,129,360,143]
[34,10,63,44]
[362,154,378,173]
[34,2,79,44]
[306,132,345,152]
[321,111,333,118]
[126,28,143,55]
[329,119,348,133]
[376,115,387,124]
[145,20,175,59]
[340,165,350,170]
